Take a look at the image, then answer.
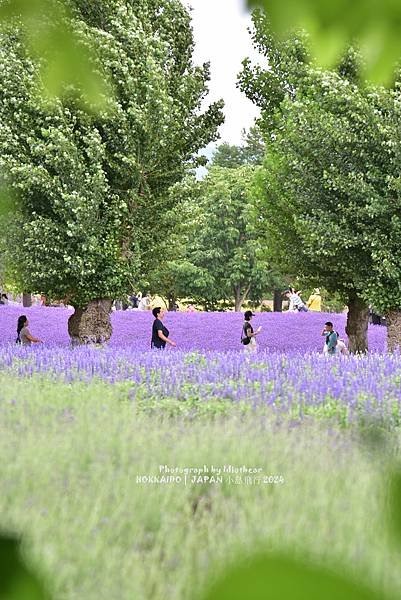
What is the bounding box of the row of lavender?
[1,344,401,425]
[0,305,387,352]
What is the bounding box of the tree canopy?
[180,165,277,311]
[242,14,401,350]
[0,0,224,340]
[211,126,265,169]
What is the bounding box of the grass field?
[1,372,401,600]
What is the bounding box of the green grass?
[0,373,400,599]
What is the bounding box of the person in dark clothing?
[241,310,262,352]
[369,306,385,326]
[151,307,176,349]
[130,294,139,309]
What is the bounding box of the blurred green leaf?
[0,533,49,599]
[200,553,383,600]
[0,0,109,109]
[247,0,401,83]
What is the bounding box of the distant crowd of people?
[0,288,388,326]
[116,293,195,313]
[0,292,60,307]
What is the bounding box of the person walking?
[151,307,176,349]
[241,310,262,353]
[306,288,322,311]
[16,315,43,345]
[321,321,338,355]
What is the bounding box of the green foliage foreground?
[1,0,399,96]
[1,374,401,599]
[247,0,401,84]
[0,535,49,600]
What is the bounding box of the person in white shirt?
[285,290,308,312]
[138,294,150,311]
[336,338,349,355]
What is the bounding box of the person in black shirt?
[241,310,262,352]
[130,294,139,309]
[151,307,177,349]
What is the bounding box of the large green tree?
[145,129,273,312]
[145,177,202,311]
[0,0,399,99]
[242,15,401,351]
[182,165,276,311]
[0,0,223,342]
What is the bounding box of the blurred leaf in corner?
[0,0,109,109]
[247,0,401,84]
[200,552,384,600]
[0,533,50,599]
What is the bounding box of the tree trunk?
[273,289,283,312]
[22,293,32,307]
[234,291,242,312]
[68,299,113,345]
[345,294,369,353]
[385,310,401,353]
[168,295,176,311]
[234,284,251,312]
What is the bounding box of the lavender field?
[0,304,387,351]
[1,342,401,428]
[0,305,397,425]
[0,305,396,425]
[1,306,401,600]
